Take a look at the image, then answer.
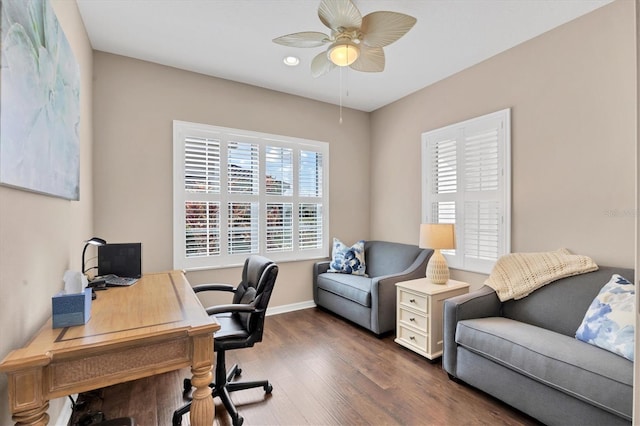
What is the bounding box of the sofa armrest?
[312,260,330,303]
[442,285,501,377]
[313,260,330,277]
[369,249,433,334]
[372,247,433,288]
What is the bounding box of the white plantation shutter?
[422,109,510,274]
[185,137,220,193]
[298,150,324,250]
[464,129,499,192]
[431,201,456,223]
[185,201,220,257]
[228,141,259,194]
[228,202,259,254]
[266,203,293,252]
[299,150,323,197]
[266,146,293,196]
[428,136,458,256]
[464,201,500,266]
[431,201,456,256]
[174,121,329,269]
[184,135,221,259]
[299,203,323,249]
[431,138,457,194]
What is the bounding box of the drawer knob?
[409,317,416,322]
[409,298,416,303]
[409,336,416,340]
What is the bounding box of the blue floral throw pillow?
[575,274,635,361]
[329,238,366,276]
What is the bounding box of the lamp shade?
[419,223,455,250]
[86,237,107,246]
[82,237,107,274]
[328,40,360,66]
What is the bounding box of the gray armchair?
[313,240,432,335]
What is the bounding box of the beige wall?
[370,0,636,288]
[0,1,93,424]
[92,52,371,307]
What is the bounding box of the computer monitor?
[98,243,142,278]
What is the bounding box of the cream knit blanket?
[485,249,598,301]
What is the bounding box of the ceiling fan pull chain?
[346,65,350,98]
[339,66,343,124]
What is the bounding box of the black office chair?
[172,255,279,426]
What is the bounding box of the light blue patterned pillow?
[575,274,634,361]
[329,238,366,276]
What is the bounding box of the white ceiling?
[76,0,612,112]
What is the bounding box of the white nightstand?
[395,278,470,360]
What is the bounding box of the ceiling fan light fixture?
[328,40,359,67]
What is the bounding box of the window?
[421,109,511,274]
[173,121,329,270]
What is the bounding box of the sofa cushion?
[364,241,424,278]
[502,266,635,337]
[329,238,366,275]
[456,317,632,420]
[576,274,634,361]
[316,273,371,307]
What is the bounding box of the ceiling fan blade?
[361,11,417,47]
[318,0,362,32]
[349,45,384,73]
[273,31,331,48]
[311,50,336,78]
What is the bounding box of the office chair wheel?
[264,383,273,393]
[182,378,191,393]
[233,415,244,426]
[235,367,242,377]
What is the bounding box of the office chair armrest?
[206,303,255,316]
[192,283,236,293]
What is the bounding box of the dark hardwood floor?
[69,308,542,426]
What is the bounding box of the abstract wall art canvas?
[0,0,80,200]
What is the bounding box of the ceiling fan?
[273,0,417,78]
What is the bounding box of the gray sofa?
[313,240,432,335]
[443,266,634,425]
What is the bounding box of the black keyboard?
[103,274,138,287]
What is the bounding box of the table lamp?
[419,223,455,284]
[82,237,107,275]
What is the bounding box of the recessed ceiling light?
[283,56,300,66]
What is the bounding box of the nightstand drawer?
[397,325,427,351]
[398,289,427,313]
[398,308,428,331]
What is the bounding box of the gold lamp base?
[426,249,449,284]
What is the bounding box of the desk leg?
[7,368,50,426]
[190,334,214,426]
[12,402,49,426]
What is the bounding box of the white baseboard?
[53,394,76,426]
[267,300,315,316]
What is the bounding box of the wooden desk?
[0,271,220,426]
